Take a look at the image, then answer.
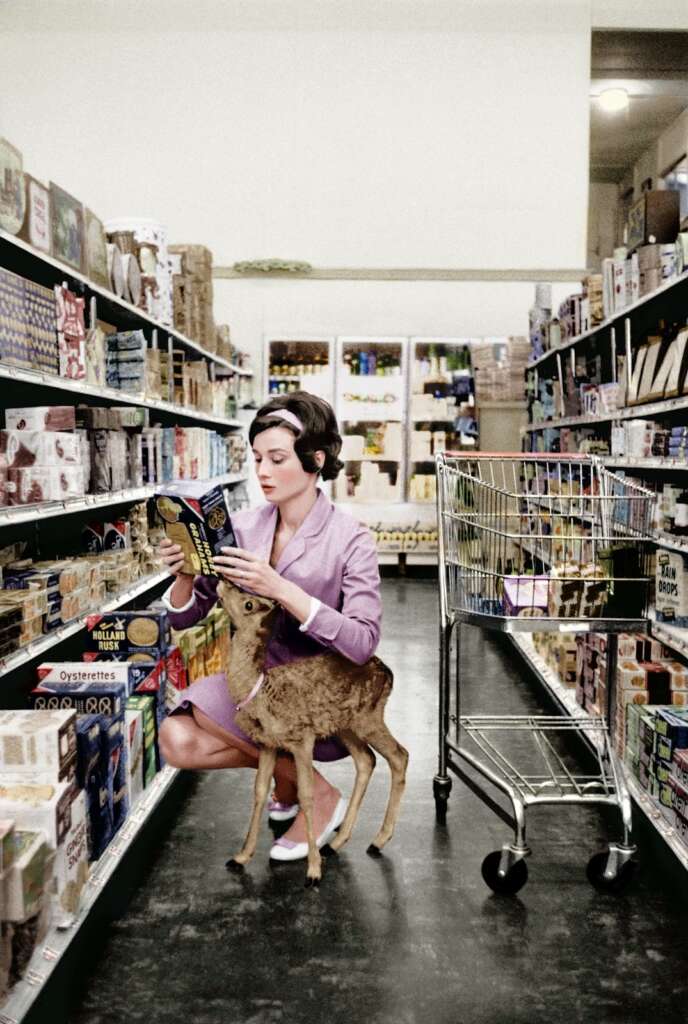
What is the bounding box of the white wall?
[592,2,688,30]
[587,182,619,268]
[1,0,592,384]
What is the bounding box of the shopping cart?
[433,453,655,895]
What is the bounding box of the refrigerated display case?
[334,337,407,504]
[408,337,478,503]
[264,336,335,403]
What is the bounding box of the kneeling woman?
[158,392,382,861]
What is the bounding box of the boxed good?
[627,191,680,251]
[547,562,582,618]
[124,708,144,807]
[671,777,688,820]
[4,407,76,432]
[126,694,157,787]
[84,611,169,657]
[655,551,688,627]
[53,788,89,921]
[7,465,83,504]
[502,575,548,618]
[672,749,688,789]
[0,779,72,848]
[0,710,77,783]
[76,715,103,786]
[30,676,126,718]
[154,483,237,576]
[0,820,15,874]
[0,430,81,468]
[3,831,52,922]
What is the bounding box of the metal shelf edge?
[0,572,169,679]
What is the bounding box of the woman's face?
[252,426,320,504]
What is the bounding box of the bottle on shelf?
[343,350,352,375]
[368,350,377,375]
[359,350,369,376]
[350,351,359,375]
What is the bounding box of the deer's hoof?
[225,858,246,873]
[366,843,383,858]
[304,875,321,889]
[320,843,337,858]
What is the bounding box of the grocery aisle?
[69,579,688,1024]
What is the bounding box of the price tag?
[0,1012,20,1024]
[42,946,60,962]
[559,623,588,633]
[26,969,47,986]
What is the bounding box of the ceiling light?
[597,88,630,113]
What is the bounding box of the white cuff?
[299,597,322,632]
[161,580,197,614]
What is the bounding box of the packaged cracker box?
[127,694,157,787]
[0,779,73,848]
[4,407,76,432]
[154,482,236,576]
[2,830,52,922]
[32,663,128,717]
[81,652,167,707]
[655,551,688,627]
[53,788,89,923]
[0,709,77,785]
[84,610,169,657]
[124,708,144,808]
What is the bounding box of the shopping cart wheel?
[433,776,452,824]
[586,851,637,894]
[481,851,528,896]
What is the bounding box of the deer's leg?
[291,735,321,885]
[360,715,409,853]
[328,731,376,854]
[230,746,277,867]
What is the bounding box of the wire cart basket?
[433,452,655,895]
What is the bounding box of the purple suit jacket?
[165,490,382,669]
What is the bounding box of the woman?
[158,392,382,861]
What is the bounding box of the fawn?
[217,581,408,885]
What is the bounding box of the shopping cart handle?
[439,451,597,460]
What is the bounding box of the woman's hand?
[213,546,284,601]
[158,538,191,578]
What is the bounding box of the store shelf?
[0,472,247,528]
[527,269,688,371]
[0,228,250,376]
[654,531,688,557]
[0,363,242,431]
[600,457,688,472]
[0,571,169,679]
[0,764,181,1024]
[649,615,688,661]
[526,392,688,432]
[510,632,688,872]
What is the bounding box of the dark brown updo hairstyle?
[249,392,344,481]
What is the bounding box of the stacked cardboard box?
[0,267,58,375]
[169,245,215,351]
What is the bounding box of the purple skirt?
[172,672,349,763]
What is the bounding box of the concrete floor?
[70,579,688,1024]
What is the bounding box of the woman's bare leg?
[159,709,340,838]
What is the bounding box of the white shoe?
[269,796,348,862]
[267,796,299,822]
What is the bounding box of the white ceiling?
[590,31,688,183]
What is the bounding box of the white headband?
[265,409,304,432]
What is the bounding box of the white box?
[53,789,89,923]
[0,710,77,782]
[124,709,144,808]
[3,830,52,922]
[0,779,73,849]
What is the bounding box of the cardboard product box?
[155,704,168,769]
[627,191,680,251]
[52,788,89,922]
[0,430,81,468]
[5,406,76,433]
[7,465,84,505]
[0,779,72,848]
[83,769,113,861]
[654,707,688,743]
[76,715,103,788]
[108,742,129,834]
[616,660,647,692]
[165,645,188,694]
[81,653,166,706]
[671,776,688,821]
[84,610,170,657]
[124,709,144,808]
[651,755,672,785]
[30,681,125,718]
[0,820,15,875]
[672,748,688,789]
[125,694,157,788]
[0,710,77,784]
[655,551,688,627]
[3,830,52,922]
[154,483,237,577]
[502,575,549,618]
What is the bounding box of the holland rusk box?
[84,611,169,656]
[154,482,236,576]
